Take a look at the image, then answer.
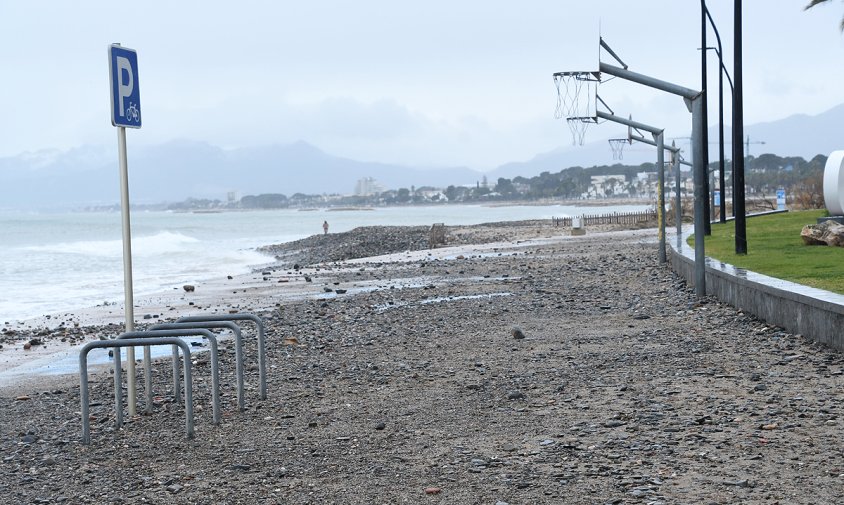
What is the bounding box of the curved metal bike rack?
[79,337,194,445]
[149,321,245,412]
[118,329,222,425]
[177,314,268,400]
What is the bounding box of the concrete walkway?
[669,232,844,351]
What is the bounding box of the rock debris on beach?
[1,220,843,504]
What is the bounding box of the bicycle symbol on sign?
[125,102,140,123]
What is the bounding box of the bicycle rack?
[119,329,222,425]
[177,313,268,400]
[149,321,245,412]
[79,337,194,445]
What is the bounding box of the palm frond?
[804,0,844,31]
[804,0,832,10]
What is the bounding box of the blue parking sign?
[109,44,141,128]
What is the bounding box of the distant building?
[227,191,240,204]
[355,177,384,197]
[590,175,627,198]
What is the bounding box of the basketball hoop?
[553,71,600,146]
[608,138,630,160]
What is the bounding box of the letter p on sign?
[109,44,141,128]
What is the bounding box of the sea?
[0,203,649,322]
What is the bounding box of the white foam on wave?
[2,230,273,322]
[21,231,201,258]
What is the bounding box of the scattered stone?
[183,285,195,292]
[511,326,526,339]
[0,222,839,503]
[801,221,844,247]
[424,487,441,495]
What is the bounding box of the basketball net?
[608,138,629,160]
[554,72,599,146]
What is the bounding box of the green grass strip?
[689,210,844,294]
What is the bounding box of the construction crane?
[742,136,765,156]
[669,135,766,157]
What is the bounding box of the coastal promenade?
[669,232,844,351]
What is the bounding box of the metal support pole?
[596,111,667,262]
[704,6,729,223]
[717,56,726,222]
[692,96,707,295]
[656,132,666,263]
[710,169,716,221]
[599,63,699,102]
[674,141,682,238]
[591,63,705,294]
[628,135,689,249]
[701,0,711,234]
[117,126,137,416]
[733,0,747,254]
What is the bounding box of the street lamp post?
[703,5,728,223]
[734,0,747,254]
[701,0,711,234]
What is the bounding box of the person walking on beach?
[323,220,329,235]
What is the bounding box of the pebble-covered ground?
[1,222,843,504]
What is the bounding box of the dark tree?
[805,0,844,30]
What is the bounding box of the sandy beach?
[1,219,842,504]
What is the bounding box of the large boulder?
[801,220,844,247]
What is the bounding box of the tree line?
[165,153,828,210]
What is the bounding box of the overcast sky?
[2,1,843,169]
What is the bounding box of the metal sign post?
[596,111,667,263]
[109,43,142,415]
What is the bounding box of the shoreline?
[0,220,632,391]
[2,204,653,327]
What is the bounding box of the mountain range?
[2,103,843,210]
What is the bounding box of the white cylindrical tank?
[823,151,844,215]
